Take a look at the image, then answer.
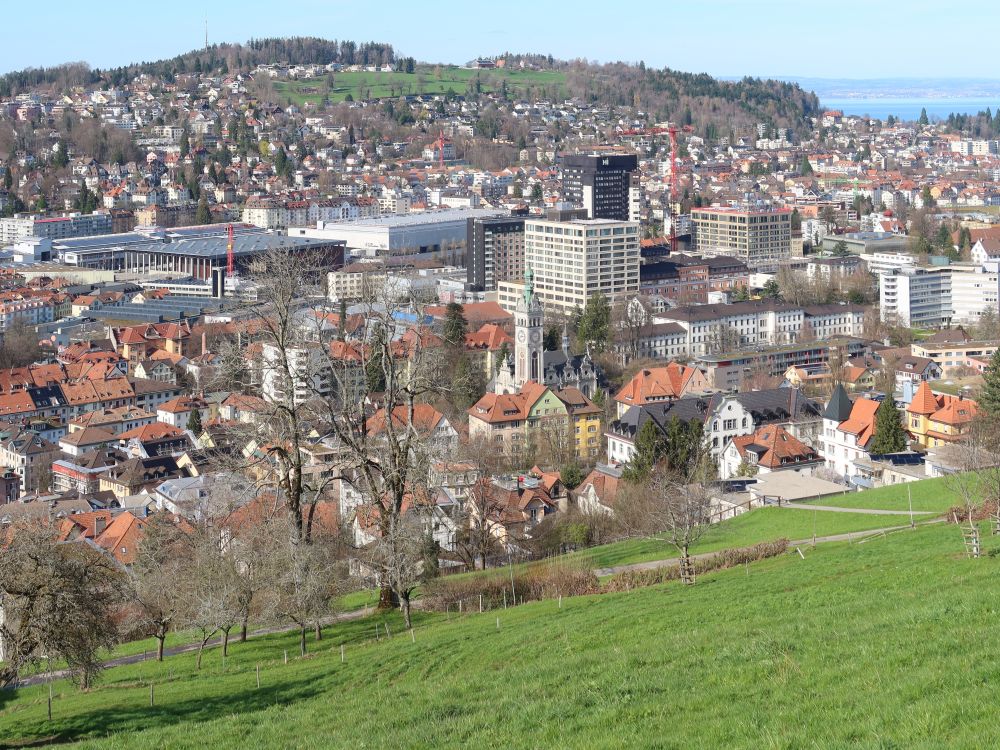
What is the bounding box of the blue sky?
[4,0,998,80]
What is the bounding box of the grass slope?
[3,523,995,748]
[272,66,565,105]
[801,476,960,513]
[563,505,917,571]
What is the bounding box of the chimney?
[94,515,106,536]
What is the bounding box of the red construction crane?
[668,123,693,253]
[226,223,234,276]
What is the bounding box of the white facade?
[523,218,640,314]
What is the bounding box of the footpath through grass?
[562,505,914,571]
[800,476,959,513]
[2,522,998,748]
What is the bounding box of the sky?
[4,0,1000,81]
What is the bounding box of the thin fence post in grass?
[376,624,380,640]
[284,650,288,665]
[459,599,463,614]
[496,616,500,631]
[479,594,483,613]
[256,664,260,689]
[558,595,562,609]
[384,623,391,639]
[796,547,805,560]
[149,683,154,707]
[47,682,52,721]
[410,628,415,643]
[341,644,345,663]
[503,590,507,609]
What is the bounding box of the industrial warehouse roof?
[52,230,342,259]
[131,232,340,259]
[316,207,506,230]
[89,296,243,323]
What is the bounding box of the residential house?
[720,424,822,480]
[614,363,711,419]
[905,381,977,448]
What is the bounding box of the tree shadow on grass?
[0,671,332,749]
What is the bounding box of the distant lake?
[821,97,1000,122]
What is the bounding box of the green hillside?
[1,521,997,749]
[272,65,565,105]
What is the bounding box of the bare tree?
[614,296,653,364]
[617,469,714,584]
[0,521,125,688]
[261,522,347,655]
[129,514,189,661]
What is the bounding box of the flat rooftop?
[317,208,506,230]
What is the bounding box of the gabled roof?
[730,425,819,469]
[615,363,701,407]
[837,398,881,448]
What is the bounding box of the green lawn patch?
[3,523,998,748]
[801,476,960,513]
[564,506,909,570]
[271,65,566,105]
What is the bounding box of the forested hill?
[0,38,396,95]
[552,59,821,138]
[0,38,821,134]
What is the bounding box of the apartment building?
[0,212,113,244]
[691,207,792,271]
[466,216,525,292]
[508,218,639,314]
[879,267,951,328]
[652,301,866,358]
[561,154,638,221]
[879,262,998,328]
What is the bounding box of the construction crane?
[438,129,446,170]
[226,223,235,276]
[668,123,693,253]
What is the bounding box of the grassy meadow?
[1,522,998,748]
[271,65,566,105]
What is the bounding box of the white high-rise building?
[521,218,640,314]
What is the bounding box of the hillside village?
[3,38,1000,720]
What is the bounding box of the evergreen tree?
[918,107,929,126]
[869,399,907,455]
[179,130,190,158]
[761,278,781,300]
[186,407,203,435]
[442,302,468,347]
[195,197,212,224]
[979,349,1000,417]
[577,293,611,353]
[622,419,665,483]
[3,167,11,191]
[543,325,561,351]
[799,155,813,175]
[531,182,543,203]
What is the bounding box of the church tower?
[514,265,544,387]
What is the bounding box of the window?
[723,419,737,430]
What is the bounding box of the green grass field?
[2,522,998,748]
[562,506,922,571]
[800,476,962,513]
[271,65,565,105]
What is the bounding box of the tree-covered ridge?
[0,38,397,95]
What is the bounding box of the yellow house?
[552,387,603,460]
[906,381,977,448]
[842,365,877,392]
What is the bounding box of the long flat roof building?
[292,208,506,261]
